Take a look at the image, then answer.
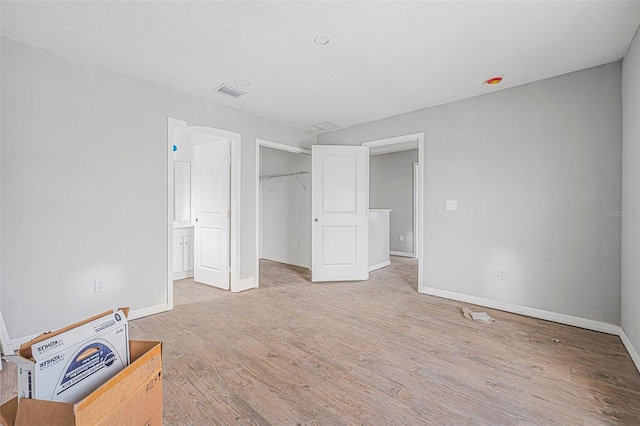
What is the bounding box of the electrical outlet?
[399,235,404,242]
[497,268,506,280]
[94,279,105,292]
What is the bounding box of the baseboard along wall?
[420,285,639,373]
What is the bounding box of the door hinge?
[228,156,231,163]
[227,266,231,274]
[227,210,231,218]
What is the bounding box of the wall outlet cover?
[497,269,506,280]
[94,279,105,292]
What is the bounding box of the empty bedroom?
[1,1,640,424]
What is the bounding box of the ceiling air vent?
[312,121,340,131]
[214,84,245,98]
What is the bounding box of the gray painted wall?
[622,27,640,362]
[319,62,623,325]
[260,147,311,268]
[1,38,315,339]
[370,149,418,254]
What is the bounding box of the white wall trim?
[172,270,193,280]
[390,251,414,258]
[620,328,640,373]
[167,118,188,311]
[261,256,310,269]
[421,286,621,335]
[255,142,261,289]
[362,133,424,149]
[369,260,391,272]
[362,133,424,292]
[413,162,420,260]
[234,276,256,293]
[128,303,169,321]
[255,139,312,289]
[257,139,311,155]
[229,134,242,293]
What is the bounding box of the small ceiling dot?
[314,35,330,45]
[234,79,251,87]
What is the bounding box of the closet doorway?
[255,140,311,287]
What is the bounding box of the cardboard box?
[0,340,162,426]
[7,310,130,403]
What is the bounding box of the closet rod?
[259,171,309,179]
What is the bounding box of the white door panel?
[193,139,230,290]
[312,145,369,282]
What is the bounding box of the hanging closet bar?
[259,171,309,179]
[260,171,309,191]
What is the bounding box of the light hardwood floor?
[1,257,639,424]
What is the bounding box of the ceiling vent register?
[312,121,340,131]
[215,84,245,98]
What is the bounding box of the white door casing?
[193,140,230,290]
[311,145,369,282]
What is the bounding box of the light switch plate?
[446,200,458,211]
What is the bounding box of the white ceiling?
[2,1,639,133]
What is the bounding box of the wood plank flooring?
[1,256,639,424]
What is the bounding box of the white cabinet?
[173,227,194,280]
[173,237,184,273]
[183,236,194,271]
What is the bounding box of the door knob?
[195,218,198,222]
[314,218,318,222]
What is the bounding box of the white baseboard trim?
[369,260,391,272]
[390,251,414,258]
[620,328,640,373]
[128,303,169,321]
[261,256,310,269]
[233,276,256,293]
[173,269,193,280]
[420,286,620,335]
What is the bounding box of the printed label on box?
[20,310,131,403]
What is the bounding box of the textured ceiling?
[2,1,640,133]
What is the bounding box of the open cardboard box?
[14,310,130,403]
[0,310,162,425]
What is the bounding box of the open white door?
[192,139,230,290]
[311,145,369,282]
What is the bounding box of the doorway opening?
[167,118,243,310]
[255,139,311,287]
[362,133,424,293]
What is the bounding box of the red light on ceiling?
[484,76,503,85]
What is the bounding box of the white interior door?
[193,139,230,289]
[311,145,369,282]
